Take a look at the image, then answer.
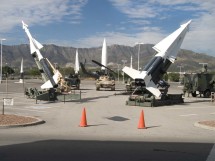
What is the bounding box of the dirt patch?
[198,120,215,127]
[0,114,41,126]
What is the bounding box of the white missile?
[22,21,43,60]
[74,49,80,74]
[101,38,107,70]
[123,20,192,98]
[130,55,133,69]
[19,58,24,83]
[22,21,59,89]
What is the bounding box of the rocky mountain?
[2,44,215,73]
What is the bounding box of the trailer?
[126,86,184,107]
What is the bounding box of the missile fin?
[41,71,60,89]
[145,80,161,98]
[32,38,43,50]
[41,80,53,89]
[122,66,140,79]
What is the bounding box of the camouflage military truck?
[183,73,215,97]
[96,75,115,91]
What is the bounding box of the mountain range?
[2,44,215,73]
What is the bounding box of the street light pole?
[0,38,6,84]
[177,65,183,84]
[54,62,58,69]
[135,42,144,71]
[117,64,120,82]
[199,63,208,72]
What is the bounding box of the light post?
[117,64,120,82]
[199,63,208,72]
[0,38,6,84]
[177,65,183,84]
[135,42,144,71]
[54,62,58,69]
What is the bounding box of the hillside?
[2,44,215,73]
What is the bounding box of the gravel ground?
[0,114,38,126]
[198,120,215,127]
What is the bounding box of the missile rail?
[25,88,81,103]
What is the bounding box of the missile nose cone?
[188,19,192,23]
[22,20,28,29]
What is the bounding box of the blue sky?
[0,0,215,56]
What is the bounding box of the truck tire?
[96,86,100,91]
[192,92,197,97]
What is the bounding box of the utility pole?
[54,63,58,69]
[199,63,208,72]
[177,65,184,84]
[117,64,120,82]
[0,38,6,84]
[135,42,144,71]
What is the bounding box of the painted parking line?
[166,106,208,110]
[28,106,52,109]
[8,107,47,113]
[180,114,198,117]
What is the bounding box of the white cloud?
[106,0,215,56]
[1,0,214,57]
[0,0,87,32]
[109,0,158,19]
[69,30,164,49]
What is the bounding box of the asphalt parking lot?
[0,79,215,161]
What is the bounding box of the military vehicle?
[80,60,116,91]
[92,60,116,91]
[125,78,135,91]
[183,72,215,98]
[65,74,80,90]
[96,74,115,91]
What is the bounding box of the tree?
[27,67,40,76]
[168,72,180,82]
[3,66,15,76]
[58,67,74,76]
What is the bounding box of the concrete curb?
[0,116,45,129]
[194,122,215,131]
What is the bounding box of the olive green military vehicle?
[183,73,215,97]
[65,74,81,90]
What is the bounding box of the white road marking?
[27,106,52,109]
[206,144,215,161]
[180,114,198,117]
[166,106,208,110]
[8,107,46,113]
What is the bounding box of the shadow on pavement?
[0,140,212,161]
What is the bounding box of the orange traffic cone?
[138,110,146,129]
[79,108,87,127]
